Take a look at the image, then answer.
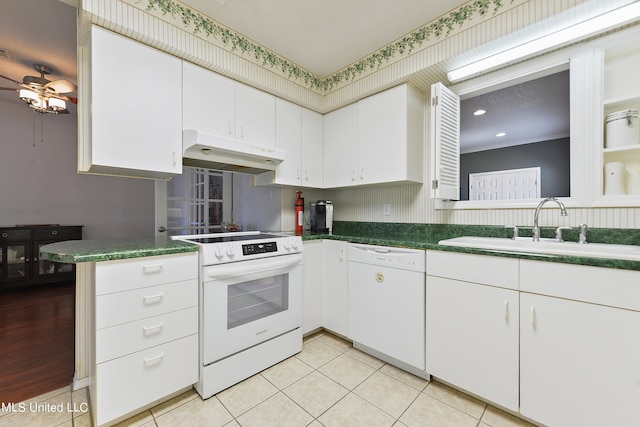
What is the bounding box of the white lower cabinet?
[302,240,323,334]
[302,240,348,336]
[426,252,640,427]
[96,335,198,426]
[519,260,640,427]
[92,252,198,426]
[321,240,348,336]
[425,251,519,411]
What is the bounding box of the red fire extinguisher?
[295,191,304,236]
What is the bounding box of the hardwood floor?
[0,281,75,404]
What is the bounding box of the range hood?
[182,129,285,174]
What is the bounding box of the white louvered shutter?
[430,82,460,200]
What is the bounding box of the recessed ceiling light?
[496,132,506,137]
[473,109,486,116]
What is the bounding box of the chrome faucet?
[532,197,567,241]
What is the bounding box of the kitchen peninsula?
[40,237,198,427]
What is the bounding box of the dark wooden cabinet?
[0,225,83,290]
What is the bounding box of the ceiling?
[180,0,468,78]
[460,71,571,153]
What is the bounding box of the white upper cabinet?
[183,62,275,148]
[324,84,424,189]
[274,98,302,185]
[430,82,460,200]
[183,62,235,137]
[79,25,182,179]
[323,103,359,188]
[254,100,323,187]
[358,84,424,186]
[235,83,276,147]
[301,108,324,188]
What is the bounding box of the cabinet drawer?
[520,260,640,311]
[426,250,518,290]
[96,252,198,295]
[32,227,82,240]
[96,306,198,363]
[96,280,198,329]
[96,334,198,426]
[0,229,30,240]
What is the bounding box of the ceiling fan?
[0,63,77,114]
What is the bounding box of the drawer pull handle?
[143,352,164,364]
[143,322,164,333]
[530,306,536,329]
[142,264,163,274]
[504,300,509,322]
[143,293,164,303]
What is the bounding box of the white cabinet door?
[235,84,276,147]
[87,26,182,178]
[301,108,324,188]
[302,241,322,334]
[183,62,235,137]
[520,292,640,427]
[321,240,348,336]
[274,98,302,186]
[358,84,423,185]
[426,276,519,411]
[323,103,358,188]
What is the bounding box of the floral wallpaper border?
[143,0,509,92]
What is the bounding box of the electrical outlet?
[383,203,391,216]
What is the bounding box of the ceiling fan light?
[48,97,66,111]
[19,88,39,104]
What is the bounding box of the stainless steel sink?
[438,236,640,261]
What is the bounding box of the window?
[166,167,231,235]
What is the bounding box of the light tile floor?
[0,331,539,427]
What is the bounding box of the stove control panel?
[242,241,278,256]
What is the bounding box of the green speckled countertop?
[305,222,640,271]
[39,222,640,271]
[40,237,198,263]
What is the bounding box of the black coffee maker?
[310,200,333,234]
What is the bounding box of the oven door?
[201,253,303,365]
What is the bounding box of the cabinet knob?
[51,230,58,235]
[1,232,7,238]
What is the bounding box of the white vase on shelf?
[604,162,626,195]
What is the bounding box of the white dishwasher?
[347,243,427,378]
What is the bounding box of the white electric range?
[172,231,304,398]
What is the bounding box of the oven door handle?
[204,253,303,280]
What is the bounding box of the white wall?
[0,100,155,239]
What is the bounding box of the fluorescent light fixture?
[474,109,486,116]
[496,132,506,137]
[448,2,640,82]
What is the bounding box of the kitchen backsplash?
[282,186,640,232]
